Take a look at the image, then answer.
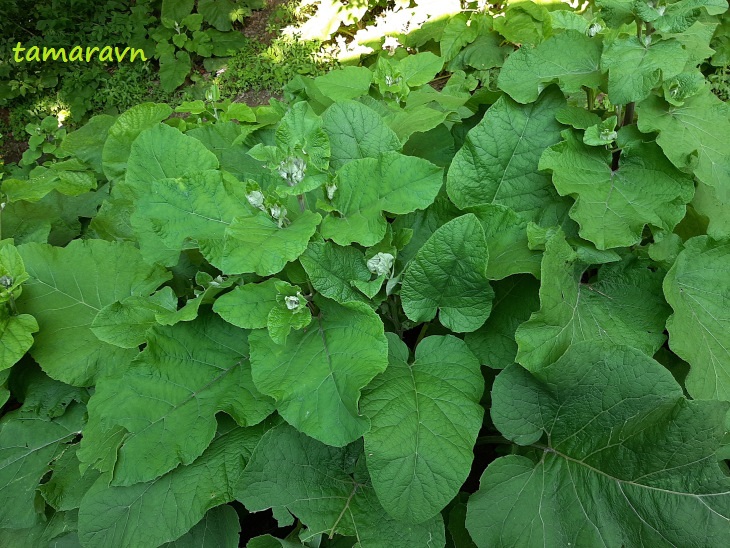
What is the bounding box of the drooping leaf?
[236,423,446,547]
[637,89,730,195]
[81,313,274,485]
[78,419,270,548]
[539,129,695,249]
[361,334,484,523]
[249,296,388,446]
[467,342,730,547]
[497,31,603,104]
[0,404,85,529]
[446,87,569,225]
[515,231,670,370]
[0,313,38,371]
[664,236,730,400]
[16,240,170,386]
[401,214,494,333]
[321,152,443,246]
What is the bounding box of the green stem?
[585,87,595,111]
[636,19,643,40]
[297,194,307,213]
[414,322,429,347]
[622,101,635,127]
[388,296,403,338]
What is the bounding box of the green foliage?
[1,0,730,546]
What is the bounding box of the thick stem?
[586,87,595,111]
[414,322,429,347]
[388,296,403,338]
[297,194,306,213]
[622,101,635,127]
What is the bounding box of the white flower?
[278,156,307,186]
[600,129,617,142]
[269,203,286,220]
[0,275,12,288]
[246,190,265,210]
[367,252,395,277]
[326,182,337,200]
[587,23,603,37]
[285,295,300,310]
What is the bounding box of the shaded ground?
[0,0,288,165]
[234,0,287,106]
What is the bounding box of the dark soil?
[234,0,287,106]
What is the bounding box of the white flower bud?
[367,252,395,277]
[285,295,300,310]
[600,129,617,142]
[269,203,286,220]
[0,275,13,288]
[246,190,265,210]
[326,183,337,200]
[587,23,602,37]
[278,156,306,186]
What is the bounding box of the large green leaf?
[602,36,687,104]
[321,101,401,170]
[81,313,274,485]
[159,51,192,92]
[16,240,170,386]
[637,89,730,195]
[125,123,219,198]
[130,170,252,267]
[664,236,730,400]
[213,279,280,329]
[446,87,568,224]
[401,214,494,333]
[515,231,670,370]
[467,342,730,547]
[361,335,483,523]
[249,296,388,446]
[101,103,172,183]
[0,404,85,529]
[78,420,270,548]
[321,152,443,246]
[539,130,695,249]
[236,423,446,547]
[497,31,603,104]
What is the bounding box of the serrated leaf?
[16,240,170,386]
[515,231,670,370]
[637,89,730,195]
[361,334,483,523]
[321,152,443,246]
[446,87,569,224]
[236,423,446,547]
[218,211,322,276]
[78,420,269,547]
[539,129,695,249]
[664,236,730,400]
[602,36,687,104]
[250,297,387,446]
[82,313,274,485]
[0,404,85,529]
[40,448,100,512]
[321,101,401,170]
[467,342,730,547]
[401,214,494,332]
[497,31,603,104]
[300,240,372,304]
